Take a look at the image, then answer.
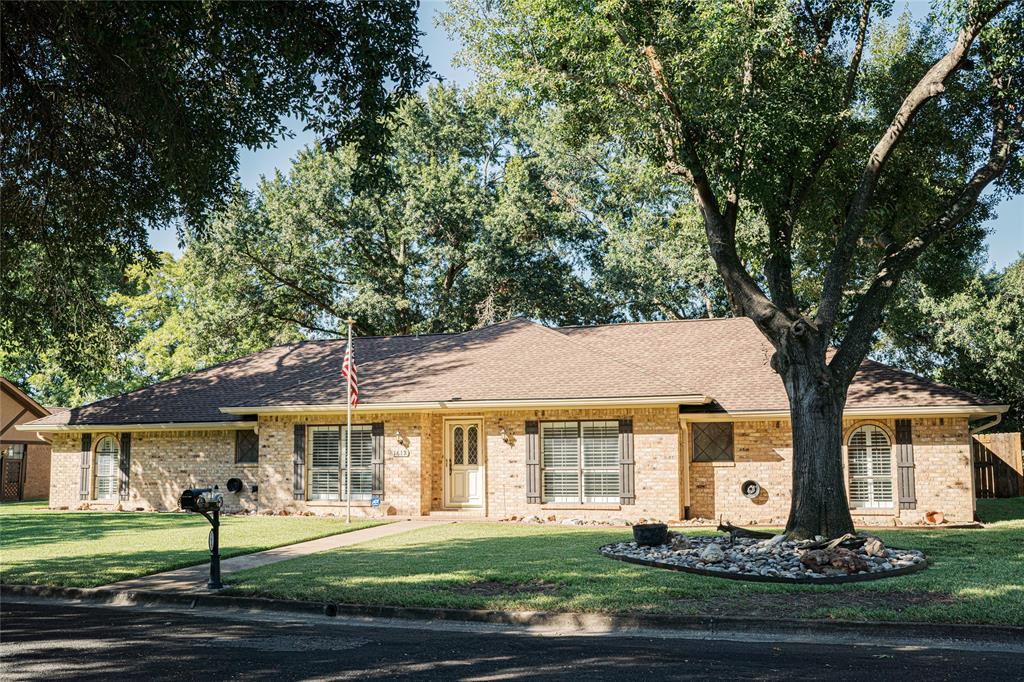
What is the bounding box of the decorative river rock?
[600,533,927,584]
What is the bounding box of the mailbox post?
[178,487,224,589]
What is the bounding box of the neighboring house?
[1,377,61,501]
[18,318,1006,524]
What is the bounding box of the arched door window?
[847,425,893,509]
[94,436,119,500]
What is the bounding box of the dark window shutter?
[79,434,92,500]
[293,424,306,500]
[525,421,540,503]
[619,419,635,505]
[371,422,385,496]
[895,419,916,510]
[119,433,131,501]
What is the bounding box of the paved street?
[2,598,1022,681]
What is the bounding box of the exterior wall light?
[394,431,409,448]
[500,426,515,446]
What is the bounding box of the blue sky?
[149,0,1022,268]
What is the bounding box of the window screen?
[235,429,259,464]
[691,422,734,462]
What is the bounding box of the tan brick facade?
[47,410,976,525]
[685,416,975,525]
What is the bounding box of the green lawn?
[226,499,1024,626]
[0,501,382,587]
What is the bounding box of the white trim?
[219,394,710,416]
[679,404,1008,421]
[16,421,258,433]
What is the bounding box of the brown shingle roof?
[559,317,998,412]
[25,332,449,427]
[25,317,998,428]
[240,318,698,408]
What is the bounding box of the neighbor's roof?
[22,317,1000,429]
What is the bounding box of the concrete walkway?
[106,519,440,593]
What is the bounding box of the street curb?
[3,583,1022,644]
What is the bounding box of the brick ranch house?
[19,318,1006,525]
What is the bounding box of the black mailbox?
[178,486,225,589]
[179,487,223,512]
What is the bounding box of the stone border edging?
[3,583,1022,644]
[599,544,929,584]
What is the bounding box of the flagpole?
[345,318,353,525]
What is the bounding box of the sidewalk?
[105,519,440,593]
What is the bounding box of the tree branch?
[814,0,1009,338]
[641,43,788,334]
[830,93,1021,384]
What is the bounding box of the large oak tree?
[1,1,429,377]
[447,0,1024,537]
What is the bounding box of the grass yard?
[0,501,382,587]
[226,499,1024,626]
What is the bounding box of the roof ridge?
[558,317,746,330]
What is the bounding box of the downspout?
[678,416,691,520]
[970,413,1003,435]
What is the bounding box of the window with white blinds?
[541,421,619,503]
[847,425,893,509]
[308,425,374,501]
[309,426,341,501]
[94,436,119,501]
[346,426,374,500]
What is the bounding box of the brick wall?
[257,412,426,517]
[46,411,975,524]
[687,419,793,525]
[49,432,80,509]
[433,407,683,522]
[685,416,974,526]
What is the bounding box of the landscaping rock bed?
[600,533,928,584]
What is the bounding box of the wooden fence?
[972,432,1023,499]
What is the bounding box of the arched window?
[847,425,893,509]
[94,436,119,501]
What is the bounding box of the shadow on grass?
[976,497,1024,524]
[225,524,1024,625]
[0,511,207,550]
[1,548,224,588]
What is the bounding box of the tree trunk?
[777,347,856,540]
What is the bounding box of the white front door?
[445,420,484,508]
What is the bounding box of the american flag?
[342,343,359,407]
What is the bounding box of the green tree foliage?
[1,1,429,379]
[880,256,1024,431]
[445,0,1023,537]
[192,85,611,337]
[1,252,302,407]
